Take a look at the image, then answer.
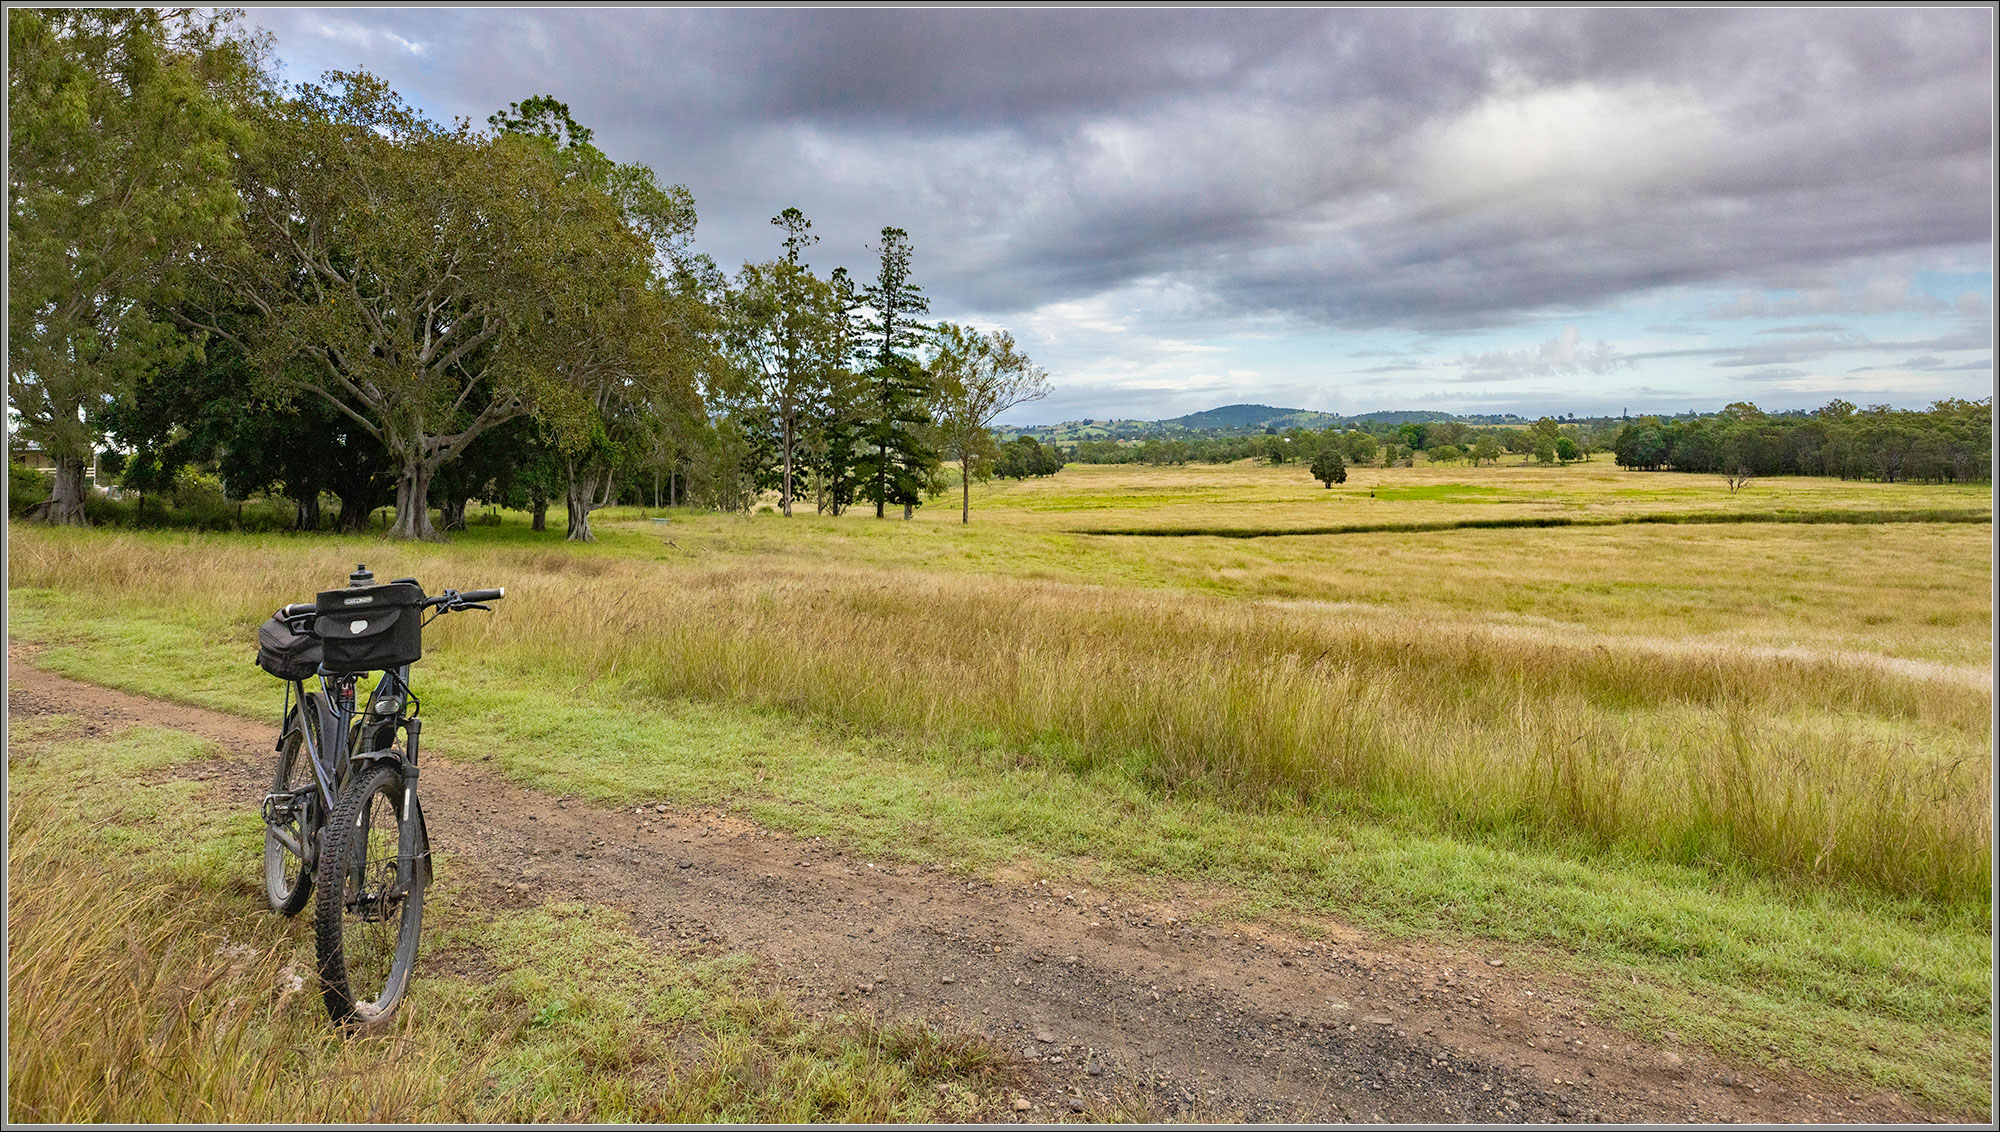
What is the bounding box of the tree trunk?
[440,495,468,531]
[876,441,887,518]
[961,462,970,524]
[389,461,441,541]
[294,494,321,531]
[565,462,602,542]
[530,498,548,532]
[28,456,90,526]
[781,417,794,517]
[903,502,913,520]
[334,492,372,533]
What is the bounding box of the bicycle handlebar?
[277,586,504,626]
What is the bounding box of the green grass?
[5,711,1011,1123]
[7,583,1991,1116]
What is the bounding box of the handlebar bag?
[255,615,322,681]
[314,582,426,673]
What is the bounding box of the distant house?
[10,444,103,485]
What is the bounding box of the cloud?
[1706,277,1953,319]
[1850,355,1994,373]
[1455,327,1630,380]
[1628,328,1989,370]
[239,8,1993,418]
[243,7,1993,334]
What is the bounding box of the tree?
[193,73,566,538]
[1428,443,1464,465]
[1310,446,1347,488]
[488,95,706,542]
[856,227,935,519]
[101,314,392,531]
[1719,428,1761,493]
[9,8,262,524]
[1554,436,1581,464]
[928,323,1049,523]
[1529,417,1562,465]
[1470,434,1502,466]
[995,436,1062,479]
[1344,430,1379,466]
[726,209,851,517]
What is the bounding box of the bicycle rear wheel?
[263,707,317,915]
[314,762,426,1025]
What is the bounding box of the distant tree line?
[1063,415,1601,469]
[1612,400,1990,483]
[8,9,1048,537]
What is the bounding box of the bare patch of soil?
[5,656,1945,1123]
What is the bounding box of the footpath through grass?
[4,710,1011,1123]
[7,540,1992,1116]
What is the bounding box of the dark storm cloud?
[245,7,1993,332]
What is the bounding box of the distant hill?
[1163,404,1343,431]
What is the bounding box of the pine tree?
[856,227,936,518]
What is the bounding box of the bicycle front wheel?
[314,762,426,1025]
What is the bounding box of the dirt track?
[7,655,1940,1123]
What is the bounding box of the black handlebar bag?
[314,582,426,674]
[256,616,322,680]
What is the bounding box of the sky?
[240,7,1994,424]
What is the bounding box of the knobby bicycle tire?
[314,762,426,1025]
[263,705,317,915]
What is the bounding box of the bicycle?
[256,563,504,1026]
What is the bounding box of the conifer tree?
[856,227,937,518]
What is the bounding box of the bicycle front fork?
[396,716,429,889]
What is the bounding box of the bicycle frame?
[272,659,428,889]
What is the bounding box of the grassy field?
[8,456,1993,1115]
[5,712,1010,1122]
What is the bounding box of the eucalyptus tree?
[928,323,1049,524]
[8,7,262,524]
[803,266,867,516]
[726,209,852,516]
[489,95,708,540]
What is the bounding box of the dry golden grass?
[10,519,1989,902]
[616,461,1993,666]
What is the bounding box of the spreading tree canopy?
[8,7,262,524]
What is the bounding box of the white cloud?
[1455,327,1630,381]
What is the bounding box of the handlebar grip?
[458,588,505,603]
[280,602,316,619]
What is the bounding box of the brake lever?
[454,602,493,613]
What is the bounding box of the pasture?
[8,456,1994,1117]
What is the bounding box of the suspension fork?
[396,715,428,888]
